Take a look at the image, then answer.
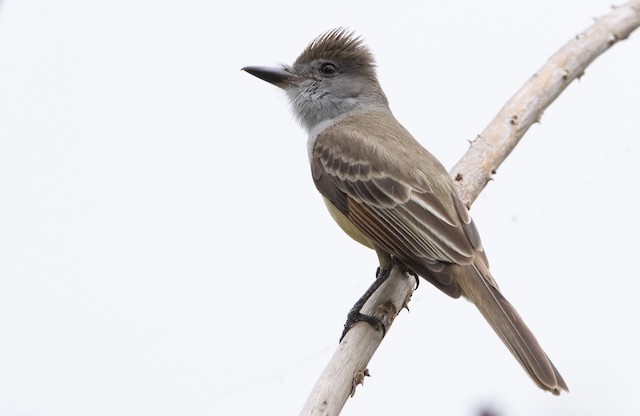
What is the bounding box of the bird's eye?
[319,63,337,76]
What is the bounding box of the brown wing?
[311,113,487,297]
[311,114,568,394]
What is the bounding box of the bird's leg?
[339,265,392,342]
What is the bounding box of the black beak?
[242,65,296,89]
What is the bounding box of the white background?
[1,1,639,415]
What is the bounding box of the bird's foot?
[340,311,386,342]
[339,266,392,342]
[392,258,420,289]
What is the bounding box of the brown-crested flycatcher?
[242,28,568,395]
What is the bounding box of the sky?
[0,1,639,415]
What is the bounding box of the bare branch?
[300,1,640,415]
[451,0,640,206]
[299,270,415,416]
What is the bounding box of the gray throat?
[303,104,390,161]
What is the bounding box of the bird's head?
[243,28,389,132]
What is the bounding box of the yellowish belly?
[322,197,375,250]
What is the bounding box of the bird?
[242,28,568,395]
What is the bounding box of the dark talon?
[339,266,393,342]
[340,312,386,341]
[392,258,420,289]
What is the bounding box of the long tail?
[456,259,568,395]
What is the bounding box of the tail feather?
[456,259,568,395]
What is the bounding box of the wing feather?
[311,112,483,296]
[309,112,567,393]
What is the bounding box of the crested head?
[284,28,389,132]
[293,29,377,81]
